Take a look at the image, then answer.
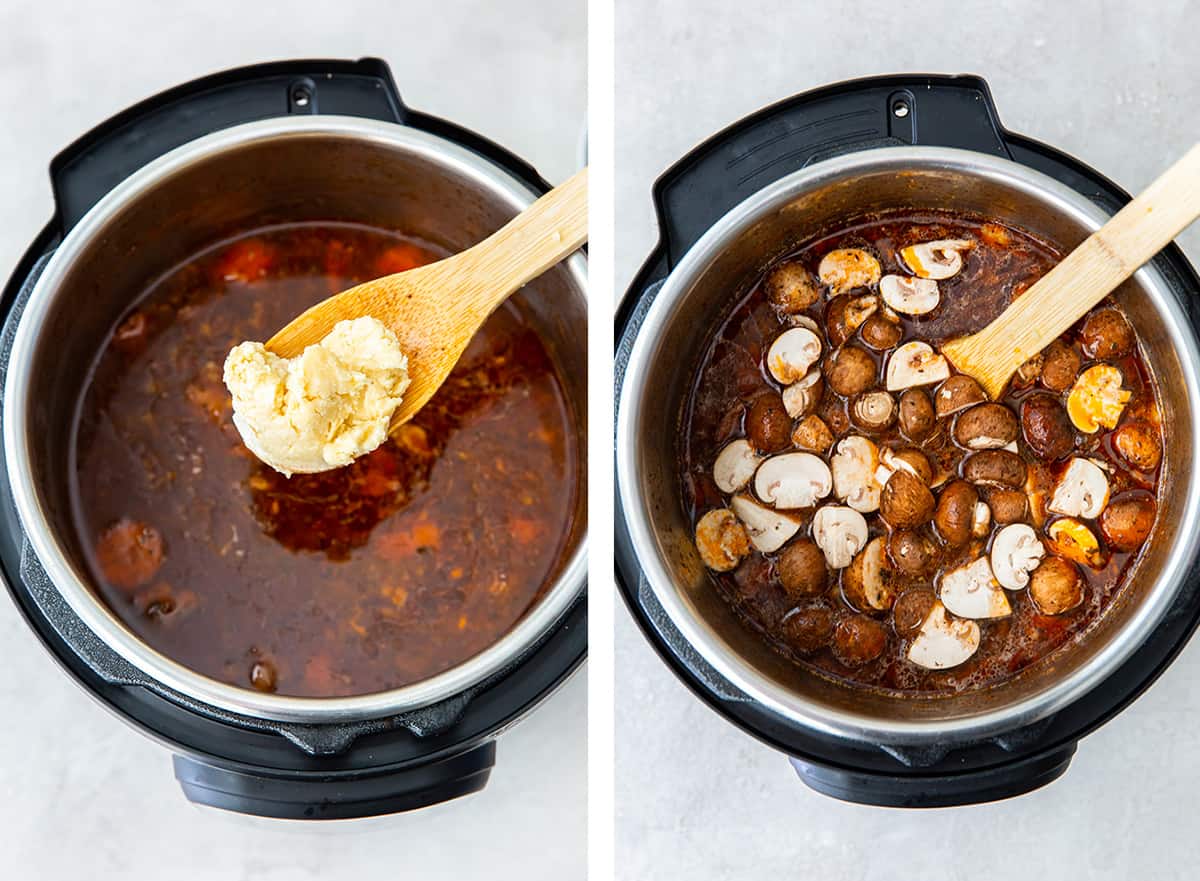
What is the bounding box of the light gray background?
[0,3,585,880]
[616,2,1200,880]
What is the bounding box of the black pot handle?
[652,73,1013,269]
[789,741,1076,808]
[173,741,496,820]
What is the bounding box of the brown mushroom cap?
[832,615,889,666]
[888,529,938,575]
[880,470,935,529]
[982,487,1029,524]
[777,539,828,598]
[892,589,938,636]
[954,402,1019,450]
[782,606,836,655]
[1112,421,1163,472]
[746,392,792,453]
[1099,493,1157,551]
[962,450,1027,488]
[1040,340,1082,393]
[898,388,936,442]
[826,295,879,347]
[933,480,979,546]
[765,260,820,314]
[1020,393,1075,461]
[1029,555,1085,615]
[860,313,903,350]
[1080,307,1135,360]
[935,375,987,419]
[825,345,878,396]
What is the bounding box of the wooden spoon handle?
[943,143,1200,397]
[453,165,588,314]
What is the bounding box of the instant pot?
[1,58,587,819]
[615,74,1200,807]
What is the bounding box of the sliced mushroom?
[842,537,895,612]
[938,557,1011,620]
[879,274,940,315]
[1046,517,1105,568]
[730,494,801,553]
[1066,364,1131,433]
[954,402,1019,450]
[906,601,981,670]
[788,313,822,334]
[811,505,870,569]
[851,391,895,432]
[781,368,824,419]
[972,501,992,538]
[764,260,820,314]
[753,452,833,509]
[818,248,881,295]
[712,439,761,493]
[830,436,882,513]
[1048,458,1110,519]
[885,341,951,391]
[766,327,823,385]
[900,239,973,280]
[791,414,835,454]
[694,509,751,572]
[990,524,1045,590]
[934,374,987,419]
[826,294,879,347]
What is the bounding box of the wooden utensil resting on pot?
[942,144,1200,398]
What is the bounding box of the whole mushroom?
[826,294,879,347]
[898,388,936,441]
[832,615,889,666]
[888,530,937,576]
[1112,421,1163,472]
[1040,340,1082,393]
[1020,394,1075,461]
[777,538,828,598]
[746,392,793,453]
[934,374,986,419]
[954,402,1019,450]
[963,450,1027,489]
[1080,307,1135,360]
[1099,493,1157,551]
[825,345,878,396]
[880,470,935,529]
[764,260,820,314]
[933,480,979,546]
[1029,556,1085,615]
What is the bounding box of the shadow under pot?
[616,75,1200,807]
[1,60,586,819]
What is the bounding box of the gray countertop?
[616,2,1200,879]
[0,2,584,879]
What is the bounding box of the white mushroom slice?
[972,501,992,538]
[818,248,881,296]
[880,447,922,479]
[939,557,1011,619]
[782,368,822,418]
[788,314,821,333]
[713,439,761,494]
[879,274,940,315]
[885,341,951,391]
[729,494,801,553]
[694,509,751,572]
[907,601,981,670]
[830,436,882,513]
[991,523,1046,590]
[753,453,832,509]
[766,327,823,384]
[1048,457,1110,519]
[900,239,973,280]
[811,505,869,569]
[844,536,892,611]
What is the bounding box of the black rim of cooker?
[615,73,1200,808]
[0,57,586,820]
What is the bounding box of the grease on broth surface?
[73,222,578,697]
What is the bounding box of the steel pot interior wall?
[9,119,586,720]
[620,150,1200,743]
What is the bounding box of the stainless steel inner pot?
[4,116,588,724]
[618,146,1200,745]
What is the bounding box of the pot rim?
[616,145,1200,744]
[4,115,588,724]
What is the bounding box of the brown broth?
[681,211,1162,695]
[72,222,578,697]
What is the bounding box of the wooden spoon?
[266,166,588,429]
[941,144,1200,399]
